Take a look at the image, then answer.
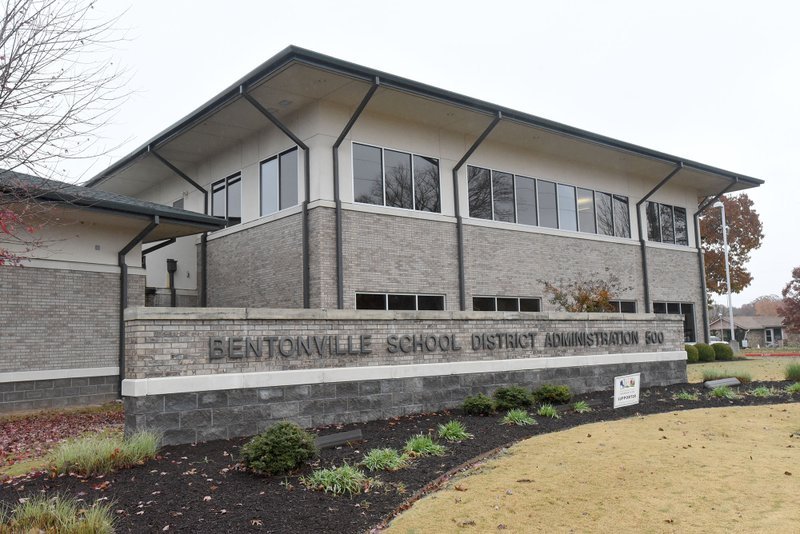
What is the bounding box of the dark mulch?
[2,381,798,533]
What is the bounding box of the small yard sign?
[613,373,640,408]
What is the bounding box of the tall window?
[260,147,299,217]
[353,143,440,212]
[647,202,689,245]
[211,173,241,226]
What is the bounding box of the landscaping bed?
[2,381,798,533]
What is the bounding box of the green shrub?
[713,343,734,361]
[572,400,592,413]
[709,385,739,399]
[695,343,716,362]
[537,404,560,419]
[501,409,536,426]
[786,364,800,382]
[302,464,371,496]
[751,386,776,398]
[404,434,446,457]
[437,420,473,442]
[685,344,699,363]
[785,382,800,394]
[1,494,115,533]
[462,393,495,415]
[50,430,160,476]
[673,390,699,401]
[240,422,317,475]
[493,386,534,410]
[361,448,408,472]
[532,384,572,404]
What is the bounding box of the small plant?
[302,464,371,496]
[537,404,560,419]
[713,343,735,361]
[493,386,534,410]
[240,422,317,475]
[533,384,572,404]
[501,409,537,426]
[1,494,115,533]
[462,393,495,415]
[437,420,473,442]
[709,385,739,400]
[695,343,716,362]
[673,390,700,401]
[785,382,800,394]
[49,430,160,476]
[404,434,446,457]
[572,400,592,413]
[786,364,800,382]
[361,448,408,472]
[685,344,699,363]
[751,386,775,398]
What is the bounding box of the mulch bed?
[2,381,798,533]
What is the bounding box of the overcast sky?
[82,0,798,306]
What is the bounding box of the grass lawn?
[387,404,800,533]
[687,356,800,383]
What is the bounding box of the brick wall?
[647,246,704,340]
[308,207,337,309]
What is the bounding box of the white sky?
[82,0,799,306]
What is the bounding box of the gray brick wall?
[647,246,704,341]
[0,265,144,372]
[308,207,337,309]
[0,376,119,413]
[125,359,686,445]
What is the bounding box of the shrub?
[572,400,592,413]
[537,404,560,419]
[437,421,473,442]
[786,364,800,382]
[1,494,114,533]
[713,343,734,361]
[751,386,776,398]
[673,390,699,401]
[462,394,495,416]
[404,434,446,457]
[302,464,371,496]
[785,382,800,394]
[50,430,160,476]
[532,384,572,404]
[709,386,739,399]
[493,386,534,410]
[695,343,716,362]
[240,422,317,475]
[685,344,699,363]
[501,409,536,426]
[361,448,408,472]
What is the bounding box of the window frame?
[646,201,690,246]
[259,146,299,217]
[354,292,446,311]
[653,301,696,342]
[471,295,542,312]
[210,172,242,226]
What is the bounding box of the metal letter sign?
[613,373,641,408]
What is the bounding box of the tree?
[539,269,632,313]
[0,0,125,264]
[778,267,800,333]
[700,193,763,295]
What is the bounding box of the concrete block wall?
[1,376,119,413]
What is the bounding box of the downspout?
[635,163,683,313]
[167,258,178,307]
[332,77,380,309]
[118,216,160,396]
[693,178,737,342]
[149,148,210,307]
[452,112,502,310]
[241,88,312,308]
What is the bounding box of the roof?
[85,45,764,192]
[0,170,225,240]
[709,315,785,330]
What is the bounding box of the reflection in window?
[538,180,558,229]
[468,166,492,219]
[210,174,241,226]
[646,202,660,241]
[613,195,631,238]
[577,188,595,233]
[353,144,383,205]
[674,207,688,246]
[492,171,515,223]
[260,147,299,217]
[647,202,689,246]
[279,149,298,210]
[660,204,675,243]
[596,192,614,236]
[414,155,440,212]
[384,149,413,209]
[557,184,577,231]
[515,176,537,226]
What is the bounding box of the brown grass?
[387,404,800,533]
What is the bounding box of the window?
[260,147,299,217]
[557,184,577,231]
[472,296,541,312]
[211,173,241,226]
[647,202,689,246]
[353,143,440,212]
[577,188,595,233]
[515,175,537,226]
[653,301,696,342]
[609,300,637,313]
[356,293,445,311]
[537,180,558,229]
[612,195,631,238]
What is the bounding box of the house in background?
[709,315,798,348]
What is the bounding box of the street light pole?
[713,201,735,345]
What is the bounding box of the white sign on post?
[613,373,640,408]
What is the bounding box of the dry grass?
[688,357,800,383]
[387,404,800,533]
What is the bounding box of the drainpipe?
[635,163,683,313]
[332,77,380,309]
[149,148,210,307]
[166,258,178,307]
[694,179,737,342]
[118,216,160,395]
[452,112,502,310]
[241,88,311,308]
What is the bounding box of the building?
[710,315,797,348]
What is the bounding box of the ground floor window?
[609,300,637,313]
[472,296,541,312]
[356,293,445,311]
[653,301,695,342]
